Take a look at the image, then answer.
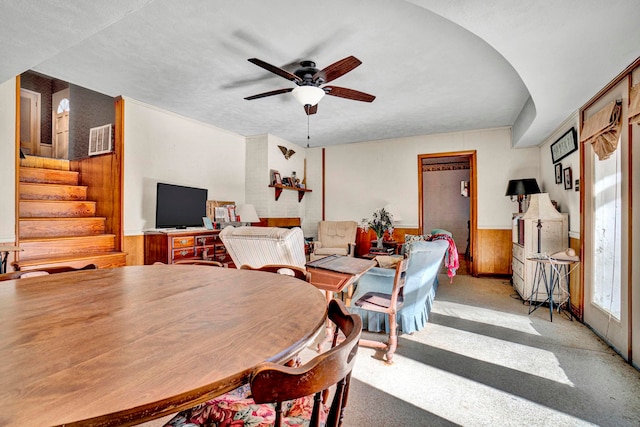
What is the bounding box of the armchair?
[349,240,448,334]
[310,220,357,261]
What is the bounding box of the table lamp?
[505,178,541,213]
[236,204,260,226]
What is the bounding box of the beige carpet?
[343,274,640,426]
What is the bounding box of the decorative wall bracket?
[269,184,312,202]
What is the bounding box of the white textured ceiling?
[2,0,639,148]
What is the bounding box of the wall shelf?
[269,184,312,202]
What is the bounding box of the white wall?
[320,127,539,230]
[123,97,246,235]
[538,113,580,238]
[423,168,470,246]
[304,147,323,238]
[245,133,307,222]
[0,78,16,243]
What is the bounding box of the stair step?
[20,156,70,171]
[19,182,88,201]
[20,217,106,238]
[18,235,117,261]
[20,200,96,218]
[20,167,79,185]
[14,252,127,271]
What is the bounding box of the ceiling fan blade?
[244,88,293,100]
[314,56,362,83]
[248,58,302,82]
[324,86,375,102]
[304,104,318,115]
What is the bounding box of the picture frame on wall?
[564,167,573,190]
[555,163,563,184]
[551,127,578,163]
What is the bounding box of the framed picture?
[202,216,214,230]
[551,127,578,163]
[282,177,293,187]
[564,167,573,190]
[272,172,282,185]
[555,163,563,184]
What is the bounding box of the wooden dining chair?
[240,263,311,281]
[0,264,98,281]
[163,299,362,427]
[353,257,408,364]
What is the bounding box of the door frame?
[417,150,477,276]
[579,58,638,363]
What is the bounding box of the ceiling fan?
[244,56,375,115]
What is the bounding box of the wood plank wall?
[69,97,124,254]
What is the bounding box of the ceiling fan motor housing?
[294,61,324,86]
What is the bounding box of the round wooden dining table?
[0,265,327,427]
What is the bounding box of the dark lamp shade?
[505,178,541,196]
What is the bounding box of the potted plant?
[360,208,394,249]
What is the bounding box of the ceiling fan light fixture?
[292,86,325,106]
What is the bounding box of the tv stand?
[144,229,233,267]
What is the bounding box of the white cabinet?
[512,194,568,302]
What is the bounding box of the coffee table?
[306,255,376,350]
[306,254,377,302]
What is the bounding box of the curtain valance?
[580,100,622,160]
[629,83,640,125]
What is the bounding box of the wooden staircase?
[15,157,127,270]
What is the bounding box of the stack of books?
[368,247,394,256]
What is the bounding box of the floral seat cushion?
[164,384,328,427]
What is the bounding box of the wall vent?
[88,124,112,156]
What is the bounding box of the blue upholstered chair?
[349,240,448,334]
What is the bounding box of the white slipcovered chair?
[310,221,357,261]
[219,226,307,269]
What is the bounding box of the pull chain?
[306,105,311,147]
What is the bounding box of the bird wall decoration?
[278,145,295,159]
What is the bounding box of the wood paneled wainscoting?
[124,235,145,265]
[569,236,582,320]
[475,228,512,276]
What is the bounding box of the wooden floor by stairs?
[15,157,126,271]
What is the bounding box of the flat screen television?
[155,182,208,229]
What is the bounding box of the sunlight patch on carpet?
[352,348,589,426]
[432,300,541,335]
[405,322,574,386]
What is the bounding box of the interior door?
[19,88,40,156]
[52,89,70,159]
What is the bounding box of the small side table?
[0,245,22,274]
[371,240,401,254]
[527,256,578,322]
